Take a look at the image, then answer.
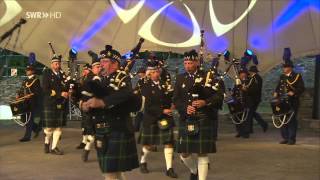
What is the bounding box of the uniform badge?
[57,104,62,109]
[160,119,168,126]
[96,140,102,148]
[152,90,155,94]
[14,107,18,112]
[182,83,185,88]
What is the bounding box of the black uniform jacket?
[244,73,263,106]
[173,70,224,121]
[42,68,68,107]
[141,79,172,128]
[275,71,305,109]
[17,75,42,112]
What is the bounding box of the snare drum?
[9,94,33,116]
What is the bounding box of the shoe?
[190,172,198,180]
[76,142,86,149]
[287,140,296,145]
[166,168,178,178]
[82,150,90,162]
[51,147,64,155]
[44,143,50,153]
[19,137,31,142]
[235,134,241,138]
[263,124,269,132]
[279,140,288,144]
[140,163,149,174]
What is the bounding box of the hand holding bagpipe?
[82,97,106,112]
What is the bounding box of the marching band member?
[138,61,178,178]
[82,46,139,180]
[78,61,100,162]
[77,63,93,150]
[246,66,268,133]
[173,50,223,180]
[133,67,146,132]
[42,55,69,155]
[274,60,304,145]
[16,65,42,142]
[234,68,251,138]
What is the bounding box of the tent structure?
[0,0,319,73]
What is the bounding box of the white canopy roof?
[0,0,319,73]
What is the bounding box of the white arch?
[209,0,258,36]
[0,0,22,27]
[138,2,201,48]
[110,0,145,24]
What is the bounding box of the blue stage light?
[71,8,116,51]
[274,0,320,30]
[245,49,254,56]
[223,50,230,61]
[71,48,77,55]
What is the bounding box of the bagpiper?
[78,60,101,162]
[82,46,139,180]
[173,50,224,180]
[42,55,69,155]
[77,63,93,150]
[138,60,178,178]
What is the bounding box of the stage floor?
[0,120,319,180]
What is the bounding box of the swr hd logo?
[25,12,62,19]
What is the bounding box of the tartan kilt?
[81,112,95,135]
[176,113,216,154]
[138,123,174,145]
[95,129,139,173]
[42,101,66,128]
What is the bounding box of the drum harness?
[272,74,300,128]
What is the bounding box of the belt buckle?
[187,124,195,132]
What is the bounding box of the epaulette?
[287,73,300,85]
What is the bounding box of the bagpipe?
[121,38,145,76]
[83,39,146,113]
[270,93,294,128]
[9,93,34,126]
[49,42,83,120]
[221,51,249,125]
[185,30,207,136]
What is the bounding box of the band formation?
[11,35,305,180]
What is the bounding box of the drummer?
[273,60,304,145]
[16,65,42,142]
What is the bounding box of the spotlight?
[69,48,78,61]
[223,50,230,61]
[122,51,133,60]
[28,52,36,65]
[245,49,254,56]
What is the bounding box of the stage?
[0,119,319,180]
